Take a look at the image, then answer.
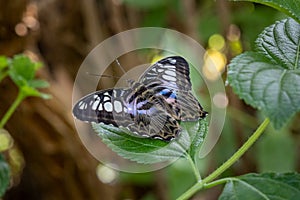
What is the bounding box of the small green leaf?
[0,56,8,70]
[188,118,208,162]
[227,18,300,129]
[9,55,36,86]
[38,93,52,99]
[28,79,50,88]
[92,120,205,164]
[219,172,300,200]
[0,155,10,197]
[233,0,300,23]
[20,86,51,99]
[6,54,51,99]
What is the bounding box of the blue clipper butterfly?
[73,56,207,141]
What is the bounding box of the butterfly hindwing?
[126,101,181,141]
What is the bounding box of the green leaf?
[256,18,300,70]
[9,55,37,86]
[233,0,300,23]
[219,172,300,200]
[0,56,9,82]
[0,155,10,197]
[0,56,8,70]
[38,92,52,99]
[227,18,300,129]
[92,120,205,164]
[6,54,51,99]
[28,79,50,88]
[188,118,208,162]
[20,86,51,99]
[93,123,169,152]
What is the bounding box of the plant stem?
[202,177,233,189]
[186,153,201,181]
[177,181,204,200]
[176,118,270,200]
[0,91,26,128]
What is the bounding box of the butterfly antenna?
[115,59,126,75]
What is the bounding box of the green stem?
[177,181,204,200]
[176,178,234,200]
[176,118,270,200]
[203,177,233,189]
[186,153,201,181]
[0,91,26,128]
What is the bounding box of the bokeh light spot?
[208,34,225,51]
[23,16,39,30]
[96,164,119,184]
[15,23,28,36]
[213,92,228,108]
[202,49,226,80]
[0,129,13,152]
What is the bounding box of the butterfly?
[73,56,207,141]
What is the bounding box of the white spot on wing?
[103,96,110,101]
[98,103,103,111]
[162,74,176,82]
[114,101,122,113]
[151,68,157,72]
[92,100,100,110]
[79,101,85,110]
[113,90,117,96]
[165,70,176,77]
[169,58,176,64]
[104,102,113,112]
[165,64,176,69]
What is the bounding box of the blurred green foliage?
[0,54,50,197]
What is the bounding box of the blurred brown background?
[0,0,299,200]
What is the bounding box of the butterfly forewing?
[139,56,207,121]
[73,89,128,126]
[139,56,192,90]
[73,56,207,141]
